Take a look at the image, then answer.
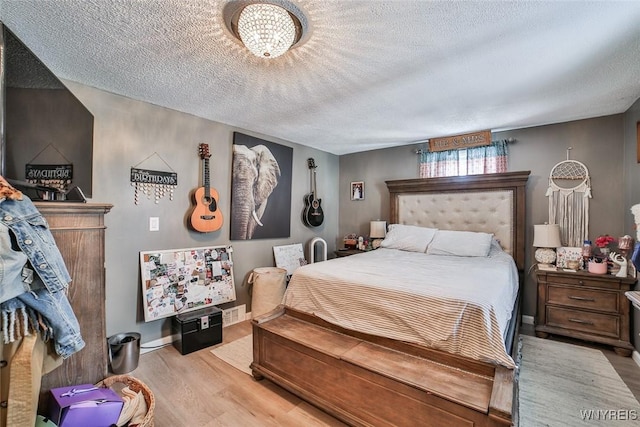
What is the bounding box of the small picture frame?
[350,181,364,201]
[556,246,583,269]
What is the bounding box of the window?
[419,140,508,178]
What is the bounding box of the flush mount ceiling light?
[228,1,304,59]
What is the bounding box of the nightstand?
[334,249,365,257]
[535,268,636,356]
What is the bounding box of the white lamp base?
[535,247,558,271]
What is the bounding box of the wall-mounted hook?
[566,147,572,160]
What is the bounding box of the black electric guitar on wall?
[303,158,324,227]
[189,143,223,233]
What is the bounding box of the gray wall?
[339,114,630,318]
[63,78,639,343]
[64,81,339,343]
[624,97,640,231]
[623,96,640,351]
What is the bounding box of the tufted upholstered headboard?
[386,171,530,271]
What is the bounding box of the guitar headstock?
[198,143,211,159]
[307,158,317,169]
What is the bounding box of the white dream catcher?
[546,149,592,247]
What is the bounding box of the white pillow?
[380,224,437,253]
[426,230,494,257]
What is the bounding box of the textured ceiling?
[1,1,640,155]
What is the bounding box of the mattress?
[283,245,519,368]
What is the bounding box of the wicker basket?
[96,374,155,427]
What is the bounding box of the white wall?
[64,81,339,343]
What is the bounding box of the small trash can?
[108,332,141,374]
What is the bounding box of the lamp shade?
[370,221,387,239]
[533,224,562,248]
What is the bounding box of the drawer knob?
[569,318,594,325]
[568,295,595,302]
[578,280,584,285]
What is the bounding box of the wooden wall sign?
[428,130,492,152]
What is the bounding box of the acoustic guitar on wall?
[302,158,324,227]
[189,143,223,232]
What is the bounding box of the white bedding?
[283,245,519,368]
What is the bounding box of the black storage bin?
[172,306,223,355]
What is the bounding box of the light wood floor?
[131,321,640,427]
[132,320,347,427]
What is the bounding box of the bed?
[251,171,530,427]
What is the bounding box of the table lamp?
[370,220,387,249]
[533,224,562,271]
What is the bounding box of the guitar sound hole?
[202,196,217,212]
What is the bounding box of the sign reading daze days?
[428,130,492,152]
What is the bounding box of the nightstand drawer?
[547,285,618,313]
[546,275,620,290]
[547,306,619,338]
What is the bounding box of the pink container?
[588,261,607,274]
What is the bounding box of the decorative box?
[588,261,608,274]
[49,384,123,427]
[172,306,223,355]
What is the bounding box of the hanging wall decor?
[25,163,73,192]
[546,149,592,247]
[130,152,178,205]
[230,132,292,240]
[25,143,74,193]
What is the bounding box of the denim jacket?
[0,194,84,358]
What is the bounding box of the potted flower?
[595,234,615,256]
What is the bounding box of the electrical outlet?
[149,217,159,231]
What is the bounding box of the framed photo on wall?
[351,181,364,200]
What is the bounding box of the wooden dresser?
[35,202,112,408]
[535,268,636,356]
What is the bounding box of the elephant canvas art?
[230,132,292,240]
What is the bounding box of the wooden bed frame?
[251,171,530,427]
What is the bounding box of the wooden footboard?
[251,307,515,427]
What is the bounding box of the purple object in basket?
[49,384,123,427]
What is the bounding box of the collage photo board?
[140,245,236,322]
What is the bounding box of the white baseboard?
[140,334,177,355]
[521,315,534,325]
[633,350,640,369]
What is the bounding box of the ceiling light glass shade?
[237,3,296,59]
